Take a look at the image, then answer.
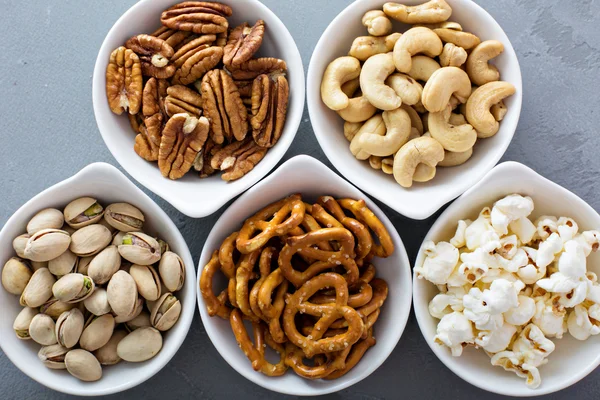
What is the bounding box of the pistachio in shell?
[27,208,64,235]
[84,288,111,316]
[30,260,48,271]
[158,251,185,292]
[38,344,69,370]
[80,314,115,352]
[2,257,33,295]
[130,264,161,301]
[118,232,161,266]
[87,245,121,285]
[76,256,93,275]
[65,349,102,382]
[112,231,128,246]
[157,239,170,255]
[40,298,76,319]
[63,197,104,229]
[23,229,71,262]
[150,292,181,331]
[69,224,112,257]
[48,249,78,276]
[94,329,128,366]
[117,327,163,362]
[106,270,138,316]
[13,306,39,339]
[52,273,95,303]
[125,310,151,331]
[104,203,145,232]
[20,268,56,308]
[114,297,144,324]
[29,313,57,345]
[55,308,84,348]
[13,233,30,258]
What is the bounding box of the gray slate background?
[1,0,599,398]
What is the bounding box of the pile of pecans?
[105,1,290,181]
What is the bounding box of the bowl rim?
[412,161,600,397]
[0,162,196,396]
[92,0,306,219]
[306,0,523,221]
[196,154,413,396]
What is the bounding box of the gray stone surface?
[0,0,599,398]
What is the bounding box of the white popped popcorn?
[434,311,474,357]
[573,230,600,256]
[567,303,600,340]
[534,216,558,241]
[463,279,523,330]
[532,295,567,338]
[465,208,501,252]
[557,240,587,279]
[490,194,534,235]
[504,295,536,326]
[509,217,537,245]
[415,241,459,285]
[450,219,471,248]
[475,323,517,353]
[557,217,579,242]
[428,286,467,319]
[490,351,542,389]
[536,233,564,268]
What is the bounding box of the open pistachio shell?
[117,327,163,362]
[94,329,128,365]
[80,314,115,352]
[65,349,102,382]
[20,268,56,308]
[38,344,69,369]
[104,203,145,232]
[87,245,121,285]
[52,273,95,303]
[24,229,71,262]
[118,232,161,266]
[106,270,138,316]
[13,233,30,258]
[2,257,33,295]
[55,308,84,348]
[64,197,104,229]
[29,313,57,345]
[27,208,64,235]
[84,288,111,316]
[76,256,93,275]
[157,239,170,256]
[69,224,112,257]
[13,307,39,339]
[130,264,161,301]
[40,298,76,319]
[112,231,127,246]
[48,249,78,276]
[125,311,151,331]
[114,298,143,324]
[150,292,181,332]
[158,251,185,293]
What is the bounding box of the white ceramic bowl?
[0,163,196,396]
[92,0,305,218]
[413,161,600,396]
[196,155,412,396]
[307,0,522,220]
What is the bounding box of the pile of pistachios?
[1,197,186,382]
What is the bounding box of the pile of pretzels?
[200,194,393,379]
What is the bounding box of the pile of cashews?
[320,0,516,188]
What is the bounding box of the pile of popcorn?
[416,194,600,389]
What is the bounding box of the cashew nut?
[338,95,378,123]
[393,136,444,188]
[354,107,412,157]
[369,156,394,175]
[344,121,363,141]
[362,10,393,37]
[386,73,423,105]
[414,164,437,182]
[422,131,472,167]
[421,67,471,112]
[465,81,515,138]
[392,27,443,73]
[401,104,424,135]
[490,100,507,121]
[439,43,467,67]
[449,112,467,126]
[433,28,481,50]
[321,56,361,110]
[350,114,386,160]
[428,105,476,152]
[341,78,360,97]
[466,40,504,86]
[383,0,452,24]
[416,21,462,31]
[360,53,402,110]
[407,55,440,82]
[349,33,401,61]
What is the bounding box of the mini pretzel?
[330,279,388,332]
[219,231,240,279]
[284,342,348,379]
[249,246,276,321]
[236,194,306,254]
[235,249,261,320]
[324,329,376,380]
[200,251,231,319]
[337,199,394,258]
[319,263,377,297]
[257,268,289,343]
[283,272,364,357]
[311,281,373,308]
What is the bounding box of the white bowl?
[196,155,412,396]
[0,163,196,396]
[92,0,305,218]
[307,0,522,220]
[413,161,600,396]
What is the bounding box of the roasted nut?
[158,114,210,179]
[224,20,265,66]
[197,138,222,178]
[433,28,481,50]
[158,251,185,292]
[360,53,401,110]
[24,229,71,262]
[150,293,181,331]
[369,155,394,175]
[362,10,392,37]
[130,264,162,301]
[161,1,232,34]
[55,308,85,348]
[466,81,516,138]
[64,197,104,229]
[118,232,161,266]
[439,146,474,167]
[428,105,477,152]
[40,298,76,319]
[350,114,386,160]
[134,114,163,161]
[251,73,289,148]
[52,273,95,303]
[13,234,30,259]
[210,138,267,181]
[386,73,423,106]
[393,27,443,73]
[69,224,112,257]
[352,107,412,157]
[407,55,440,82]
[125,34,175,79]
[117,327,163,362]
[227,57,287,80]
[27,208,64,235]
[104,203,144,232]
[164,85,203,117]
[344,121,363,141]
[402,103,424,134]
[337,93,377,123]
[439,42,467,67]
[466,40,504,86]
[107,270,138,317]
[94,329,128,366]
[75,255,93,275]
[48,250,78,277]
[80,314,115,352]
[84,288,112,316]
[125,311,152,332]
[114,297,144,324]
[234,79,254,98]
[491,100,507,121]
[393,136,445,187]
[13,307,39,339]
[201,70,248,144]
[173,45,223,85]
[383,0,452,24]
[29,313,57,346]
[2,257,33,295]
[20,268,56,308]
[349,33,401,61]
[142,77,169,119]
[105,46,143,115]
[88,245,121,285]
[321,56,361,111]
[152,26,195,49]
[38,344,69,370]
[65,349,102,382]
[171,34,216,67]
[421,67,471,112]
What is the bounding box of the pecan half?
[210,139,267,181]
[125,34,175,79]
[171,35,216,67]
[158,114,210,179]
[223,20,265,67]
[142,77,169,118]
[172,43,223,85]
[251,73,289,148]
[164,85,203,117]
[134,113,163,161]
[234,80,254,98]
[105,46,143,115]
[161,1,232,34]
[197,138,222,178]
[227,57,287,80]
[216,31,228,47]
[152,26,195,50]
[201,69,248,144]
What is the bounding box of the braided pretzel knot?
[200,251,231,319]
[257,268,288,343]
[279,228,359,287]
[283,272,364,358]
[236,194,306,254]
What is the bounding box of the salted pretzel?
[311,280,373,308]
[330,279,388,334]
[219,231,240,279]
[283,272,364,358]
[235,249,261,320]
[257,268,288,343]
[236,194,306,254]
[249,246,277,322]
[200,251,231,319]
[279,228,359,287]
[324,329,376,380]
[284,342,349,379]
